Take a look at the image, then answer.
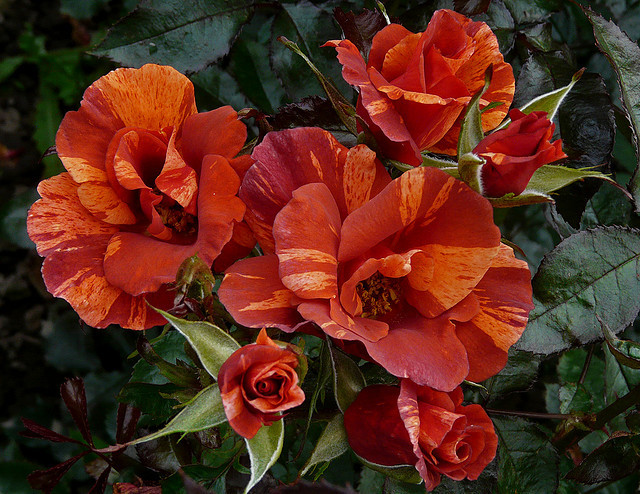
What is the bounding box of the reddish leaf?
[20,417,80,444]
[565,434,640,484]
[88,466,111,494]
[27,452,89,493]
[273,96,343,131]
[60,377,93,446]
[333,8,388,58]
[116,402,141,444]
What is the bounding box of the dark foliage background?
[2,0,640,492]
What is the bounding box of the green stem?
[554,382,640,449]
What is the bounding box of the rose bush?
[218,328,305,439]
[344,381,498,491]
[27,64,253,330]
[219,127,533,391]
[326,9,515,166]
[475,109,567,197]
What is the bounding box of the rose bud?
[344,380,497,491]
[218,328,305,439]
[475,109,567,197]
[326,9,514,166]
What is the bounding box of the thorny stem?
[486,409,573,420]
[578,344,595,385]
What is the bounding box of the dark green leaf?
[136,335,200,388]
[60,0,111,20]
[0,188,39,249]
[502,0,552,24]
[494,417,559,494]
[516,227,640,355]
[118,382,180,424]
[358,466,384,494]
[484,349,541,401]
[453,0,491,16]
[0,462,40,494]
[301,414,349,477]
[129,385,226,446]
[93,0,256,74]
[555,348,605,414]
[328,344,365,413]
[0,56,23,84]
[566,434,640,484]
[583,8,640,213]
[475,0,515,54]
[244,420,284,494]
[34,83,64,178]
[581,182,634,228]
[131,330,191,385]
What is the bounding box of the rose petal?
[218,255,303,331]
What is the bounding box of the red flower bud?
[218,329,305,439]
[475,109,567,197]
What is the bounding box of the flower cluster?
[26,7,580,493]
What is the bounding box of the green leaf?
[484,349,541,402]
[489,165,616,208]
[0,56,23,84]
[129,384,226,446]
[328,343,365,413]
[244,420,284,494]
[602,323,640,370]
[566,434,640,484]
[494,417,559,494]
[300,413,349,476]
[157,310,240,379]
[118,382,181,425]
[34,83,64,178]
[581,182,633,228]
[495,69,583,132]
[582,7,640,214]
[0,188,39,249]
[358,458,422,486]
[457,66,492,157]
[555,348,605,415]
[131,330,190,385]
[93,0,256,74]
[516,227,640,355]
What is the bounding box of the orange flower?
[326,9,514,166]
[344,381,497,491]
[27,64,252,330]
[219,128,533,391]
[218,328,305,439]
[475,109,567,197]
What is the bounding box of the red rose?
[344,380,497,491]
[326,9,514,166]
[218,328,305,439]
[475,109,567,197]
[27,64,253,330]
[219,128,533,392]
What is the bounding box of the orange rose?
[27,64,253,330]
[475,109,567,197]
[326,9,514,166]
[344,381,497,491]
[218,328,305,439]
[219,128,533,391]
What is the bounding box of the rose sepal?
[494,68,584,132]
[488,164,618,207]
[356,454,423,485]
[458,152,486,194]
[457,66,493,157]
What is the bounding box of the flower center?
[356,272,402,319]
[155,201,198,235]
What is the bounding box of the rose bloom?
[27,64,253,330]
[344,380,497,491]
[219,127,533,391]
[475,109,567,197]
[218,328,305,439]
[326,9,514,166]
